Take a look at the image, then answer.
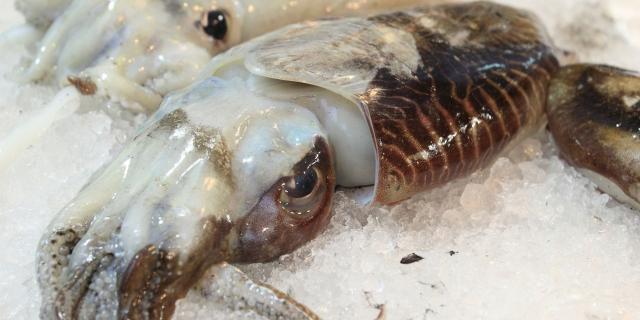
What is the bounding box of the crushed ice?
[0,0,639,319]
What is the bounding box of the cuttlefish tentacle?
[193,263,320,319]
[547,64,640,209]
[37,2,562,319]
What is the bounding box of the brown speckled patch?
[68,76,97,96]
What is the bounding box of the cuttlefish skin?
[367,6,560,203]
[37,2,560,319]
[547,65,640,209]
[16,0,427,111]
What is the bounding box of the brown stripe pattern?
[363,2,560,204]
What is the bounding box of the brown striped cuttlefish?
[35,2,640,319]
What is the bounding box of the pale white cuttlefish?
[0,0,429,176]
[15,0,425,111]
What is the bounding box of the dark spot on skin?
[158,109,189,131]
[68,76,97,96]
[344,57,377,72]
[400,253,424,264]
[448,250,458,256]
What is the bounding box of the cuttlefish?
[35,1,640,319]
[16,0,426,111]
[1,0,428,170]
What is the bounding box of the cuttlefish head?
[37,78,336,319]
[18,0,247,111]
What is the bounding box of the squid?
[34,1,640,319]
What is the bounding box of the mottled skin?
[32,2,640,320]
[547,65,640,209]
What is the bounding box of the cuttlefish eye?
[200,10,228,40]
[280,163,324,218]
[234,139,336,263]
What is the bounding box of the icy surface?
[0,0,639,319]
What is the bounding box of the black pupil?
[287,169,318,198]
[203,10,227,40]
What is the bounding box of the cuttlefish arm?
[192,263,320,319]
